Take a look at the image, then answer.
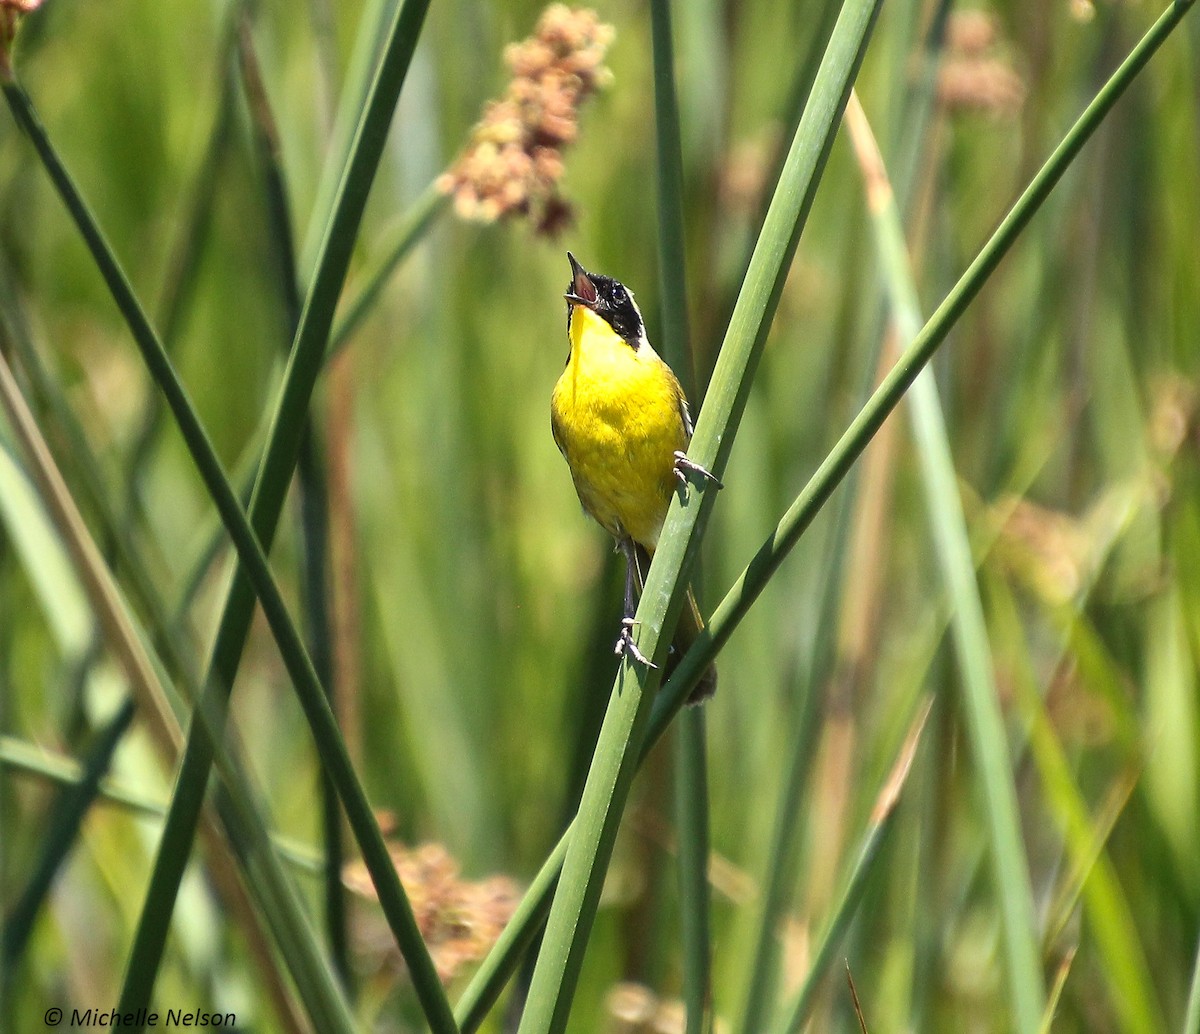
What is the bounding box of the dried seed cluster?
[938,10,1026,119]
[345,839,519,983]
[437,5,614,236]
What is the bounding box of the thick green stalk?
[651,0,694,396]
[0,61,448,1028]
[649,0,711,1028]
[653,0,1198,731]
[113,0,455,1028]
[236,17,349,988]
[459,7,1196,1025]
[0,346,345,1033]
[516,2,884,1030]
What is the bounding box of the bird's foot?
[615,617,657,669]
[673,451,724,490]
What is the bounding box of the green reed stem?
[650,0,711,1028]
[848,88,1045,1030]
[0,344,342,1033]
[114,0,454,1025]
[0,2,452,1028]
[654,0,1198,729]
[235,16,349,988]
[516,1,884,1029]
[457,5,1196,1026]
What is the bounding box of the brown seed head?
[938,11,1026,119]
[991,496,1093,605]
[439,5,615,237]
[344,838,520,984]
[945,9,999,57]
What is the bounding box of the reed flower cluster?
[345,839,519,983]
[937,10,1026,119]
[437,4,614,236]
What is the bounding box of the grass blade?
[1,697,134,968]
[0,346,319,1033]
[776,700,931,1033]
[236,15,349,988]
[649,0,711,1028]
[844,89,1045,1031]
[114,0,457,1027]
[1040,948,1077,1034]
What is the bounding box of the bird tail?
[670,586,718,704]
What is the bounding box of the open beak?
[564,251,598,308]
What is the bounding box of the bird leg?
[614,537,656,669]
[673,450,724,491]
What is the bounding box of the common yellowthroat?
[550,253,719,703]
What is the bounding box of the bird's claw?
[615,617,657,669]
[673,451,723,490]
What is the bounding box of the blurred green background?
[2,0,1200,1030]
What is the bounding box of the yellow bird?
[550,253,719,703]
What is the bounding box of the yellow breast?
[551,306,689,550]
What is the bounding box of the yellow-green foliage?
[1,0,1199,1031]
